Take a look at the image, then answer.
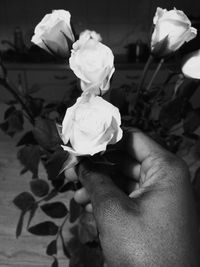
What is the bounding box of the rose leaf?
[16,210,26,238]
[30,179,50,197]
[33,117,61,151]
[69,198,83,223]
[28,221,58,236]
[17,145,40,178]
[41,202,68,218]
[46,239,57,256]
[13,192,35,211]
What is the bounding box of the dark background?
[1,0,200,57]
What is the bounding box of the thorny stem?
[134,54,154,107]
[146,58,164,91]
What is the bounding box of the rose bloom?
[151,7,197,57]
[182,49,200,79]
[31,10,75,58]
[69,30,115,95]
[61,94,122,156]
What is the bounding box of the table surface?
[0,137,71,267]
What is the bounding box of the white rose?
[72,30,102,50]
[69,30,115,95]
[31,10,75,58]
[61,95,122,156]
[182,49,200,79]
[151,7,197,57]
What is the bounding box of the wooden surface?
[0,137,71,267]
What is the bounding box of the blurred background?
[1,1,200,267]
[0,0,200,61]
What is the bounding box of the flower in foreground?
[69,30,115,96]
[182,49,200,79]
[151,7,197,57]
[60,94,122,156]
[31,10,75,58]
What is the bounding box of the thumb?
[77,158,135,232]
[77,158,141,267]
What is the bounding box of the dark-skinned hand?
[65,129,200,267]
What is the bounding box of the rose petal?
[182,49,200,79]
[61,96,122,156]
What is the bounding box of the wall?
[0,0,200,55]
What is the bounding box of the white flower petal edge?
[69,30,115,95]
[182,49,200,79]
[151,7,197,56]
[61,95,122,156]
[31,10,75,58]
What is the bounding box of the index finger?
[118,128,167,163]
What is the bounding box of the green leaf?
[33,118,61,151]
[41,202,68,218]
[46,239,57,256]
[30,179,49,197]
[16,210,26,238]
[13,192,35,211]
[69,198,82,223]
[28,221,58,236]
[17,145,40,178]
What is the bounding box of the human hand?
[65,129,200,266]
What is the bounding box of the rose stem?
[0,61,35,124]
[134,54,154,107]
[0,79,35,124]
[146,58,164,91]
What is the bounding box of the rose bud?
[60,94,122,156]
[151,7,197,58]
[31,10,75,59]
[69,30,115,96]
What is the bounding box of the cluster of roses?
[31,7,198,157]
